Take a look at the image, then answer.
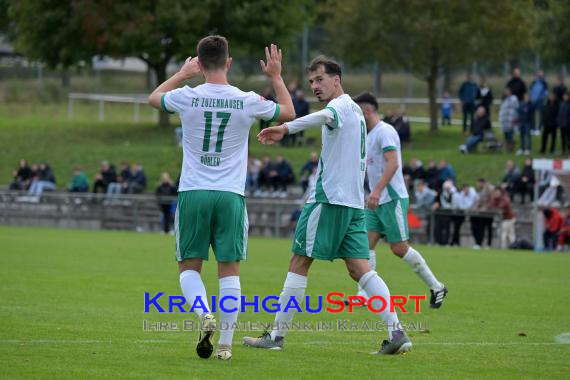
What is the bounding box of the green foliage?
[536,0,570,64]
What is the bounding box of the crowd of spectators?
[456,68,570,156]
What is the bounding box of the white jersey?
[306,94,367,209]
[163,83,279,195]
[366,121,408,204]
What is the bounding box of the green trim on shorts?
[293,202,369,261]
[175,190,248,262]
[268,103,281,122]
[387,184,399,201]
[366,198,410,243]
[161,94,175,114]
[382,145,396,152]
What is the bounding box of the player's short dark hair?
[353,92,378,110]
[197,35,228,71]
[307,56,342,80]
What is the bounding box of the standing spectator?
[556,205,570,251]
[425,160,440,191]
[459,106,491,154]
[156,172,177,234]
[440,91,453,126]
[558,91,570,155]
[541,93,560,154]
[458,74,479,132]
[476,79,494,117]
[543,207,563,251]
[552,75,567,105]
[275,155,294,197]
[471,178,495,249]
[412,180,436,217]
[451,184,478,246]
[392,111,411,143]
[502,160,521,200]
[438,160,456,188]
[499,87,519,153]
[403,158,426,192]
[9,159,32,191]
[299,152,319,193]
[517,93,533,156]
[69,167,89,193]
[125,164,147,194]
[290,89,310,146]
[28,162,56,195]
[516,158,535,205]
[246,155,262,196]
[506,67,527,101]
[92,161,117,193]
[432,181,456,245]
[488,187,516,249]
[529,69,548,134]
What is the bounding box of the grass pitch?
[1,226,569,379]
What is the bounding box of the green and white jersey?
[306,94,367,209]
[366,121,408,204]
[162,83,279,195]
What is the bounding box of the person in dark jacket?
[299,152,319,193]
[458,74,479,132]
[476,79,494,117]
[558,91,570,155]
[275,155,294,196]
[517,93,533,155]
[553,75,567,104]
[126,164,147,194]
[541,93,559,154]
[93,161,117,193]
[459,106,491,153]
[506,67,527,101]
[9,159,32,191]
[156,172,177,233]
[515,158,535,204]
[28,162,57,195]
[529,70,548,132]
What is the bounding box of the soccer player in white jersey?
[353,92,447,308]
[148,36,295,360]
[243,57,412,355]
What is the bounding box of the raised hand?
[260,44,282,79]
[178,56,201,80]
[257,125,287,145]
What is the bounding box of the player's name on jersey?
[200,155,221,167]
[191,97,244,110]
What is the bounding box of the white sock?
[402,247,443,290]
[357,249,377,297]
[218,276,241,346]
[271,272,307,340]
[359,271,400,339]
[179,270,210,317]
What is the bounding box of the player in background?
[243,57,412,355]
[353,92,447,309]
[148,36,295,360]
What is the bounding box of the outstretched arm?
[257,108,335,145]
[148,57,201,110]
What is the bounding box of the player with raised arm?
[243,57,412,355]
[353,92,447,308]
[148,36,295,360]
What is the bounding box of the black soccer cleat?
[430,286,448,309]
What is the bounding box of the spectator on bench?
[459,106,491,154]
[246,155,262,196]
[28,162,56,195]
[107,161,131,195]
[69,167,89,193]
[258,155,278,196]
[156,172,177,234]
[125,164,147,194]
[515,158,535,205]
[9,159,32,191]
[93,161,117,193]
[275,155,295,197]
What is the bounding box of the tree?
[327,0,533,132]
[77,0,313,127]
[536,0,570,65]
[9,0,94,87]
